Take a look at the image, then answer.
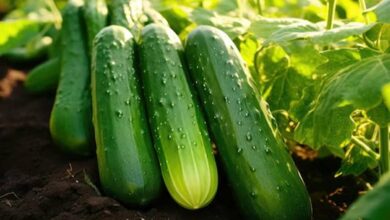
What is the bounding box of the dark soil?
[0,61,367,220]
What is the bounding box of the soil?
[0,60,368,220]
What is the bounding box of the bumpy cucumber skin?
[49,0,93,156]
[82,0,108,53]
[92,25,162,206]
[25,57,60,94]
[185,25,312,219]
[139,24,218,210]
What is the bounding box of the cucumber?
[25,57,60,94]
[185,25,312,219]
[139,24,218,210]
[49,0,93,156]
[82,0,108,53]
[92,25,162,206]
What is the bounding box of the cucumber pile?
[24,0,312,219]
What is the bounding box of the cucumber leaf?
[341,171,390,220]
[265,22,375,45]
[370,0,390,23]
[190,8,250,39]
[249,17,317,39]
[295,54,390,154]
[0,19,43,55]
[336,142,378,177]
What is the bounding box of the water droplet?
[237,147,243,154]
[237,121,242,126]
[168,134,172,140]
[252,145,257,150]
[265,147,271,154]
[125,99,130,105]
[170,102,175,108]
[116,110,123,118]
[178,127,183,132]
[250,191,257,197]
[181,133,186,139]
[246,132,252,141]
[158,98,165,106]
[250,167,256,172]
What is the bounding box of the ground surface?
[0,61,367,220]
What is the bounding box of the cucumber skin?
[92,25,162,206]
[139,24,218,210]
[25,57,60,94]
[185,25,312,219]
[49,0,94,156]
[82,0,108,53]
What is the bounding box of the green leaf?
[265,22,375,45]
[256,41,326,115]
[0,19,43,55]
[336,142,378,177]
[295,54,390,153]
[249,16,316,39]
[290,49,362,121]
[367,102,390,127]
[316,48,361,78]
[370,0,390,23]
[190,7,250,39]
[341,171,390,220]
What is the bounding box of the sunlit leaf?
[336,142,378,177]
[0,19,43,55]
[249,16,317,39]
[295,54,390,154]
[370,0,390,23]
[190,7,250,39]
[265,22,375,45]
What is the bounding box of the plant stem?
[358,0,369,24]
[256,0,263,15]
[379,126,389,175]
[351,136,380,160]
[326,0,337,30]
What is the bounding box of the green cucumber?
[49,0,93,156]
[24,57,60,94]
[139,24,218,210]
[185,25,312,219]
[92,25,162,206]
[82,0,108,53]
